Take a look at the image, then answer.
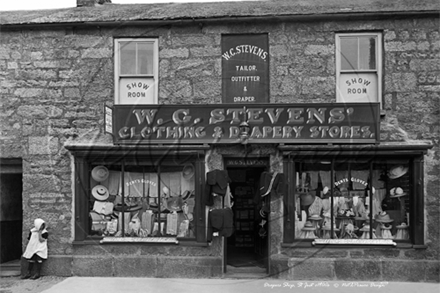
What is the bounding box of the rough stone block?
[382,260,426,282]
[72,256,113,276]
[335,259,381,281]
[290,258,334,280]
[156,256,221,278]
[424,260,440,282]
[269,256,291,279]
[114,257,157,277]
[41,255,73,277]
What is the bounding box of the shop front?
[64,101,435,278]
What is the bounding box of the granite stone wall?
[1,16,439,280]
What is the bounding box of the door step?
[0,259,21,277]
[223,265,267,279]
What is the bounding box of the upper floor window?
[114,38,159,105]
[336,33,382,107]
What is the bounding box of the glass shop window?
[114,38,159,105]
[88,162,196,239]
[335,33,382,107]
[294,160,410,241]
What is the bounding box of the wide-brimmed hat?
[360,224,371,232]
[166,197,183,212]
[388,165,408,179]
[91,165,109,182]
[390,187,407,198]
[182,190,194,200]
[308,214,322,221]
[301,221,316,231]
[182,163,194,180]
[375,212,394,223]
[92,185,109,201]
[396,223,408,229]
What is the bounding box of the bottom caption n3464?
[264,282,389,289]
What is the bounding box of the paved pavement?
[37,277,439,293]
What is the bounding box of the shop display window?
[88,163,196,239]
[292,159,412,242]
[69,147,206,243]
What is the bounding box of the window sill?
[281,240,416,249]
[73,237,207,246]
[100,237,178,244]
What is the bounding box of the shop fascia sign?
[109,103,380,145]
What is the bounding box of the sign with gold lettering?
[111,103,380,145]
[221,34,269,104]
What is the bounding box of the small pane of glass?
[359,37,376,70]
[120,42,136,75]
[138,43,154,75]
[340,37,358,70]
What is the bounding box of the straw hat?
[92,185,109,201]
[375,212,394,223]
[91,166,109,182]
[390,187,407,198]
[166,197,183,212]
[388,165,408,179]
[182,163,194,180]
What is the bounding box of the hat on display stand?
[182,164,195,180]
[92,185,110,201]
[375,211,394,223]
[388,165,408,180]
[395,222,409,240]
[390,187,407,198]
[300,221,317,239]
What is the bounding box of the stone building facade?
[0,0,439,282]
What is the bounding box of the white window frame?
[114,38,159,105]
[335,32,382,108]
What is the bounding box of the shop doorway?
[225,166,268,274]
[0,159,23,276]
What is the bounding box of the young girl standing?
[22,218,48,280]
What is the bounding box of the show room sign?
[221,34,270,104]
[110,103,380,145]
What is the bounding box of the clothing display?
[205,169,231,206]
[207,207,234,241]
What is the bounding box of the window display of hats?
[395,222,409,240]
[300,221,317,239]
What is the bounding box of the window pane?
[359,37,376,70]
[120,42,136,75]
[340,37,358,70]
[138,43,154,75]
